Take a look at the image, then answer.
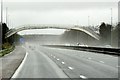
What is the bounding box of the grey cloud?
[4,2,117,11]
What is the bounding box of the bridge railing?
[5,24,100,40]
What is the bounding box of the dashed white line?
[79,75,87,79]
[88,57,92,60]
[62,62,65,64]
[53,56,56,58]
[99,61,105,63]
[57,59,60,61]
[68,67,74,70]
[116,66,120,68]
[51,55,52,56]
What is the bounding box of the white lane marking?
[57,59,60,61]
[62,62,65,64]
[68,66,74,70]
[11,52,28,78]
[38,50,68,78]
[88,57,92,60]
[51,55,52,56]
[53,56,56,58]
[116,66,120,68]
[99,61,105,63]
[80,75,87,79]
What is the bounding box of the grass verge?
[0,46,15,57]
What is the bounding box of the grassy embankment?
[0,42,15,57]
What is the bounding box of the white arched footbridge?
[5,24,100,40]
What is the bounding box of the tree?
[2,23,9,44]
[99,22,111,45]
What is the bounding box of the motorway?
[12,42,118,79]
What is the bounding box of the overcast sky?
[1,0,119,35]
[3,0,120,2]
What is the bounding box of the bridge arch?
[5,24,100,40]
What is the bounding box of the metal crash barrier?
[45,45,120,56]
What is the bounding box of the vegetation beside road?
[0,23,23,57]
[0,43,15,57]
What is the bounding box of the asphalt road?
[0,46,26,79]
[12,43,118,79]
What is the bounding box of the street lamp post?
[0,0,3,25]
[6,7,8,26]
[0,0,3,50]
[110,8,113,46]
[88,16,90,27]
[111,8,113,26]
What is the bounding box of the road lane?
[38,46,118,78]
[13,45,68,78]
[41,46,118,68]
[0,46,26,79]
[12,43,118,79]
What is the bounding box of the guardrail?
[45,45,120,56]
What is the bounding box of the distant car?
[77,43,80,45]
[77,43,88,47]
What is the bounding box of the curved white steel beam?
[5,24,100,40]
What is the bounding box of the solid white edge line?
[80,75,87,79]
[11,52,28,78]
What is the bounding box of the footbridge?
[5,24,100,40]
